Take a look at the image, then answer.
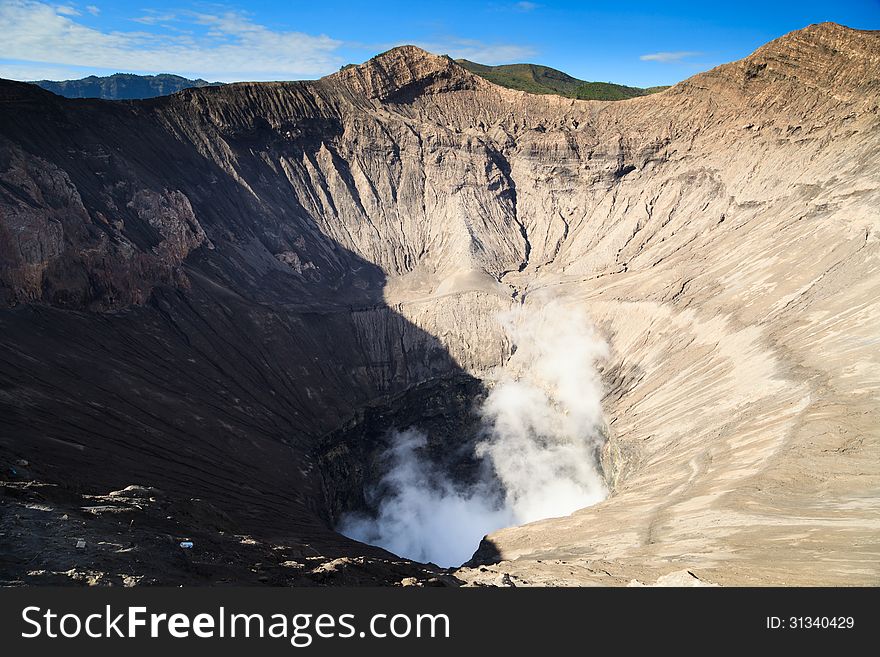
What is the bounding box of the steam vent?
[1,23,878,586]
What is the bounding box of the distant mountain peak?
[30,73,221,100]
[331,45,475,101]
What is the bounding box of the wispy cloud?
[413,37,536,64]
[0,1,538,81]
[0,61,97,81]
[0,1,343,81]
[639,50,702,63]
[131,10,178,26]
[514,1,541,11]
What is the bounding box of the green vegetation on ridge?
[455,59,669,101]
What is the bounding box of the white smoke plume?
[339,300,609,567]
[478,300,609,523]
[339,428,514,567]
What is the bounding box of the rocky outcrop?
[0,22,878,585]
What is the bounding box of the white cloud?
[640,50,702,63]
[414,37,536,64]
[0,2,539,80]
[85,4,99,15]
[514,1,540,11]
[131,11,178,26]
[0,1,344,82]
[0,61,99,81]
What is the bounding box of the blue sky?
[1,1,878,86]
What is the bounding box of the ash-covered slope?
[1,23,878,585]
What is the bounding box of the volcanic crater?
[1,22,878,586]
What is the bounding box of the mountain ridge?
[31,72,220,100]
[454,59,669,100]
